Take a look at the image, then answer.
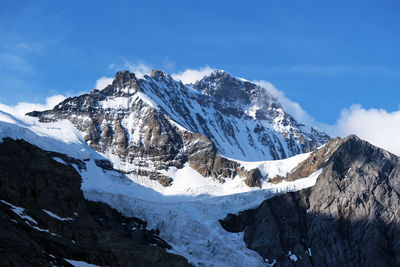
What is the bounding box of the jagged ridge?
[27,69,329,187]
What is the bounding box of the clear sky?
[1,0,399,124]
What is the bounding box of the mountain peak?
[100,71,140,96]
[150,69,167,79]
[113,70,137,84]
[204,69,236,82]
[193,70,252,106]
[27,68,330,162]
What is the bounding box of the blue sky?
[1,0,399,125]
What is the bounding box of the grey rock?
[243,168,263,187]
[220,135,400,266]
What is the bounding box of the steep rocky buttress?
[220,135,400,266]
[0,138,191,266]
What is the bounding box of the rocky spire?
[100,71,140,96]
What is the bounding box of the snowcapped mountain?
[0,114,324,266]
[2,68,398,266]
[0,69,332,266]
[27,69,329,187]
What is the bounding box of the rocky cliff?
[0,137,191,266]
[220,135,400,266]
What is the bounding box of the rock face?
[220,135,400,266]
[0,138,191,266]
[27,70,329,187]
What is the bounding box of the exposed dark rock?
[94,159,114,171]
[47,151,87,171]
[243,168,262,187]
[0,138,191,266]
[194,70,252,106]
[149,172,174,187]
[220,135,400,266]
[219,209,257,233]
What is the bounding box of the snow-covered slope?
[0,108,324,266]
[0,109,311,198]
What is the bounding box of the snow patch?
[306,248,312,256]
[43,209,73,221]
[52,157,67,165]
[0,200,38,225]
[229,152,310,180]
[287,251,298,262]
[100,97,129,109]
[29,224,59,236]
[64,259,101,267]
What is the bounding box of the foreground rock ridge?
[220,135,400,266]
[0,138,191,266]
[27,69,329,187]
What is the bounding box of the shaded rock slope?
[220,135,400,266]
[0,137,191,267]
[27,70,329,187]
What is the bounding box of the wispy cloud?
[109,59,214,84]
[162,58,176,72]
[254,80,317,126]
[123,60,152,78]
[172,66,215,84]
[0,3,69,95]
[0,95,66,117]
[95,77,114,90]
[0,53,33,73]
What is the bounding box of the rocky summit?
[27,70,329,187]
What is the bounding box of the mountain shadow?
[0,138,191,267]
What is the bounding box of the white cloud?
[327,105,400,156]
[172,66,215,84]
[254,80,316,125]
[0,95,66,117]
[123,60,152,78]
[95,76,114,89]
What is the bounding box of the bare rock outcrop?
[220,135,400,266]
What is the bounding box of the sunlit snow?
[0,106,323,266]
